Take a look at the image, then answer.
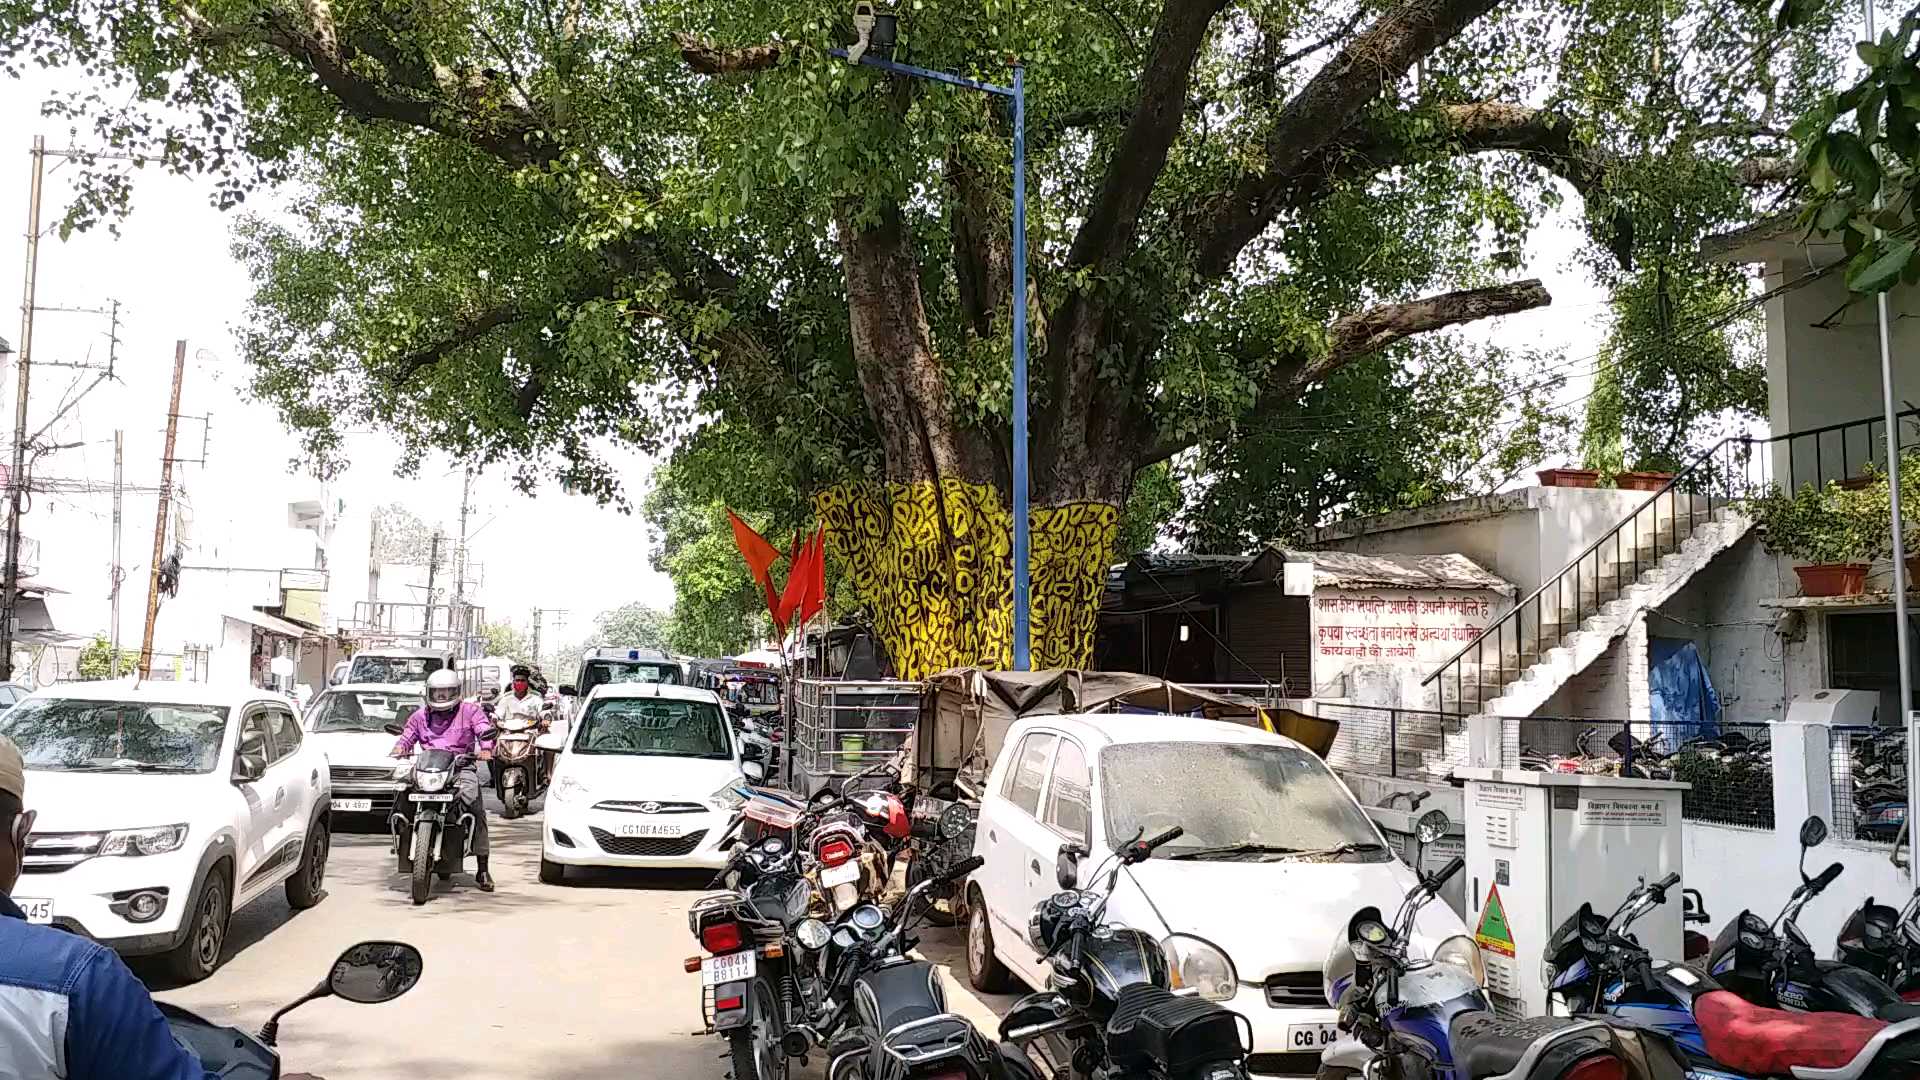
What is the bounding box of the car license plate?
[413,793,455,803]
[16,897,51,924]
[1287,1023,1338,1050]
[331,798,373,812]
[617,823,683,838]
[819,861,861,888]
[701,950,756,986]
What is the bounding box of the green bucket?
[839,734,866,770]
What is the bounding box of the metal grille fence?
[1509,717,1773,829]
[1828,725,1906,845]
[788,678,921,794]
[1183,689,1471,778]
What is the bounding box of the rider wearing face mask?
[0,735,325,1079]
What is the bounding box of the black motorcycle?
[1708,815,1915,1019]
[386,734,491,906]
[1838,884,1920,995]
[159,940,423,1077]
[1001,825,1252,1080]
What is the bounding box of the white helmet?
[424,668,462,713]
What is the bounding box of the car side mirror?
[743,760,767,783]
[1056,843,1086,889]
[233,753,266,784]
[558,684,578,697]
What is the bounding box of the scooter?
[159,940,423,1077]
[386,731,492,905]
[492,708,549,819]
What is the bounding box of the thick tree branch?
[1188,0,1510,278]
[387,305,530,387]
[1140,279,1552,464]
[674,33,784,74]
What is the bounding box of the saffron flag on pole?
[776,529,813,634]
[798,527,827,627]
[727,509,786,636]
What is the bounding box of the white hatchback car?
[966,715,1470,1074]
[538,682,756,883]
[304,683,424,820]
[0,680,331,981]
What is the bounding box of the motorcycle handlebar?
[1431,856,1465,887]
[1813,862,1844,891]
[1143,826,1183,852]
[935,855,984,886]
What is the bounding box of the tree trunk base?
[817,482,1118,679]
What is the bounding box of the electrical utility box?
[1456,768,1688,1017]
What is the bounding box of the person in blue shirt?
[0,734,322,1079]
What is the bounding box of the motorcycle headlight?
[1434,935,1486,986]
[99,824,188,857]
[711,783,746,810]
[795,918,831,950]
[414,769,450,793]
[1163,934,1238,1002]
[390,761,414,781]
[550,774,588,805]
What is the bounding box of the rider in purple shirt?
[389,669,496,892]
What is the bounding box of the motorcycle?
[385,731,492,906]
[824,854,1020,1080]
[1837,885,1920,997]
[1000,823,1253,1080]
[1321,809,1488,1080]
[689,825,828,1080]
[492,706,549,819]
[159,940,423,1077]
[1708,815,1914,1020]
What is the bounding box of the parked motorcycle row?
[1517,727,1769,783]
[1333,809,1920,1080]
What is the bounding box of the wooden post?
[138,340,187,679]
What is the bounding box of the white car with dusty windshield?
[305,683,424,821]
[0,680,331,981]
[966,715,1472,1074]
[539,682,758,883]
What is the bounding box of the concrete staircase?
[1434,496,1754,722]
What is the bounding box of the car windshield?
[581,659,681,692]
[0,697,230,773]
[311,690,422,733]
[574,698,731,759]
[1100,741,1387,861]
[348,655,442,684]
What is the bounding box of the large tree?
[4,0,1842,677]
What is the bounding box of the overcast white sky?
[0,64,1608,650]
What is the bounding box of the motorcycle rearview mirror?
[1056,843,1086,889]
[1415,808,1450,846]
[258,941,423,1046]
[1798,815,1828,882]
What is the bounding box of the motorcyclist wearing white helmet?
[389,668,496,892]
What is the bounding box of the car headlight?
[99,824,188,857]
[1434,934,1487,986]
[414,769,450,793]
[711,783,746,810]
[550,774,588,805]
[1163,934,1238,1002]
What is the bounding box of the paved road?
[147,800,1018,1080]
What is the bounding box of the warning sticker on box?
[1474,783,1524,810]
[1476,883,1516,958]
[1576,797,1666,826]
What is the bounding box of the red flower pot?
[1616,471,1676,492]
[1794,563,1869,597]
[1537,468,1601,489]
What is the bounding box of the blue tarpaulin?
[1649,636,1720,745]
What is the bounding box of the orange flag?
[728,510,785,634]
[798,527,827,627]
[776,529,813,632]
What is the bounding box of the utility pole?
[452,465,473,654]
[138,341,187,679]
[0,137,46,681]
[423,530,443,647]
[530,607,543,671]
[110,429,123,659]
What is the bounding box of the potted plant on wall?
[1748,481,1871,596]
[1615,462,1679,492]
[1840,452,1920,584]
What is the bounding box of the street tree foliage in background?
[478,620,534,664]
[0,0,1850,667]
[75,635,137,680]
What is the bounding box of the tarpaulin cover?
[1649,636,1720,744]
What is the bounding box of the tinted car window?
[573,698,730,759]
[1002,733,1056,818]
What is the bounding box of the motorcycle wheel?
[508,787,527,819]
[410,820,435,905]
[727,975,788,1080]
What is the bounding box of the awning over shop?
[224,608,313,638]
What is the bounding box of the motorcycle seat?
[1105,983,1244,1076]
[1449,1010,1588,1080]
[1694,989,1891,1076]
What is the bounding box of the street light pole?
[829,46,1033,669]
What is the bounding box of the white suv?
[0,681,332,982]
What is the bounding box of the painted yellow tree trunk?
[816,481,1118,679]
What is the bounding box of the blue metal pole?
[1010,63,1031,671]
